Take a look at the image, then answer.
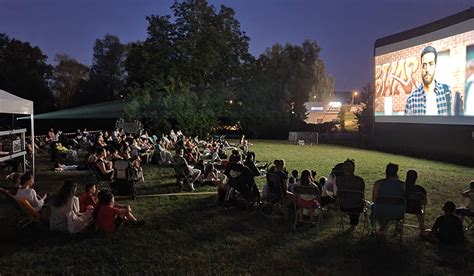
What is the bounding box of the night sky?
[0,0,472,91]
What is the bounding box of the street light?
[352,91,358,105]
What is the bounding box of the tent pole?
[31,112,35,179]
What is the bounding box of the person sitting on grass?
[404,170,427,234]
[294,170,320,223]
[15,173,47,212]
[455,180,474,222]
[96,190,144,234]
[423,201,464,244]
[79,183,98,213]
[50,180,93,233]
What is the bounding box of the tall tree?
[354,83,374,142]
[50,54,89,109]
[0,33,54,112]
[90,34,127,102]
[125,0,251,89]
[237,40,333,137]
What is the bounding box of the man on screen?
[404,46,452,115]
[465,59,474,116]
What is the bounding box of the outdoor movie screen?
[374,22,474,125]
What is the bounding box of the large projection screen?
[374,14,474,125]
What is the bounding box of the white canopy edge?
[0,89,34,114]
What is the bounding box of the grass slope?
[0,140,472,275]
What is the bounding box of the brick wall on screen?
[374,30,474,113]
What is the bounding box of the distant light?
[291,111,295,114]
[229,100,233,104]
[328,101,342,108]
[354,92,358,96]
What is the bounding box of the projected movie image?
[374,30,474,120]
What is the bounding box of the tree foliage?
[354,83,374,138]
[50,54,89,109]
[0,33,54,112]
[236,41,334,138]
[89,34,128,102]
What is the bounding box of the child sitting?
[455,180,474,222]
[424,201,464,243]
[79,183,98,213]
[288,170,299,193]
[96,191,144,233]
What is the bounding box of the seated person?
[202,164,221,186]
[5,172,22,196]
[273,159,294,207]
[173,148,201,191]
[336,159,365,229]
[319,177,335,206]
[405,170,427,233]
[110,149,124,161]
[371,163,406,238]
[424,201,464,244]
[15,173,47,212]
[96,190,144,233]
[95,149,114,181]
[294,170,320,222]
[79,183,98,212]
[244,152,260,177]
[224,154,260,204]
[455,180,474,222]
[211,148,222,164]
[47,128,57,142]
[288,170,299,193]
[323,163,344,196]
[130,156,144,182]
[50,180,93,233]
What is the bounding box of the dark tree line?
[0,0,335,138]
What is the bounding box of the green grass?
[0,140,473,275]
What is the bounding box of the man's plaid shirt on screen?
[404,81,451,115]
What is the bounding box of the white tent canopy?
[0,89,35,176]
[0,89,33,114]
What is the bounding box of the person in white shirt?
[50,180,92,233]
[15,173,47,212]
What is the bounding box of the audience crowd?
[1,127,473,244]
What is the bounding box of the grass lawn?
[0,140,473,275]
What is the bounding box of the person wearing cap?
[405,46,452,115]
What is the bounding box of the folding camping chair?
[112,160,136,198]
[404,191,426,231]
[173,165,194,191]
[372,195,406,242]
[0,188,42,229]
[337,189,369,236]
[259,172,288,224]
[293,185,323,231]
